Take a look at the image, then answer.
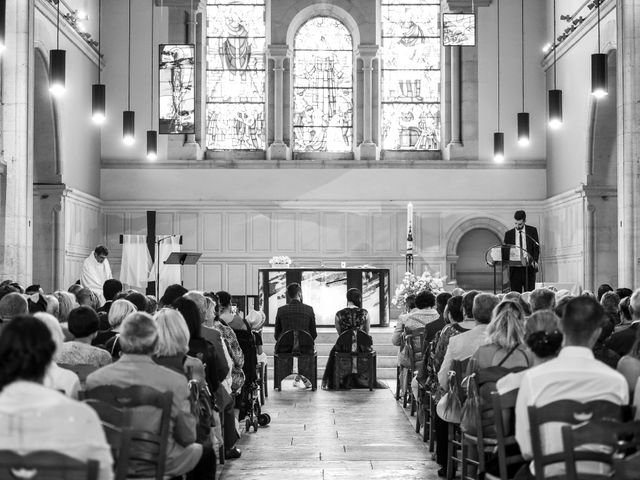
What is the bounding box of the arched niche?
[445,216,508,287]
[285,4,361,48]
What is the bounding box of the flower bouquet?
[269,255,292,268]
[392,270,446,311]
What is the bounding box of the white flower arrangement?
[392,270,446,311]
[269,255,292,266]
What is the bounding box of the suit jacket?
[274,299,317,341]
[606,322,640,357]
[503,224,540,263]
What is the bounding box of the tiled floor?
[219,378,439,479]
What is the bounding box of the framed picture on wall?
[442,13,476,46]
[159,44,196,134]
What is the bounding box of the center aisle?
[219,380,439,479]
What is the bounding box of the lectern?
[485,244,531,294]
[160,252,201,294]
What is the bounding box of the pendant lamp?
[517,0,530,146]
[548,0,563,129]
[146,1,158,160]
[49,0,66,96]
[493,0,503,162]
[92,0,106,124]
[591,0,607,98]
[123,0,135,145]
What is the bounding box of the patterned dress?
[335,307,369,334]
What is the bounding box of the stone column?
[1,0,34,284]
[617,0,640,287]
[356,45,379,161]
[449,46,462,146]
[267,44,291,160]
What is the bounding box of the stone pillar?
[356,45,379,161]
[1,0,34,284]
[449,46,462,146]
[617,0,640,287]
[267,44,291,160]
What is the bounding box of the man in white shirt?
[438,293,499,388]
[80,245,113,305]
[515,296,628,478]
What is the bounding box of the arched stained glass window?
[293,17,353,153]
[381,0,441,151]
[205,0,265,150]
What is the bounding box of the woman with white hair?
[33,312,81,398]
[153,308,204,379]
[98,299,137,359]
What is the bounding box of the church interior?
[1,0,640,478]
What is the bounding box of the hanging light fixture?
[91,0,106,124]
[548,0,563,129]
[493,0,504,162]
[517,0,530,147]
[146,1,158,160]
[49,0,66,96]
[0,0,6,54]
[591,0,607,98]
[123,0,135,145]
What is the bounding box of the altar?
[258,268,390,327]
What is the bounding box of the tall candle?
[407,202,413,233]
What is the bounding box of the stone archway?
[445,216,508,288]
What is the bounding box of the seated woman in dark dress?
[321,288,372,389]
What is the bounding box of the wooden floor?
[219,378,440,479]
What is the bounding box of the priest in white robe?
[80,245,113,305]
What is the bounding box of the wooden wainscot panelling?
[201,263,223,291]
[347,213,369,253]
[372,213,394,253]
[248,263,263,294]
[227,264,247,294]
[418,215,441,253]
[274,212,296,252]
[129,212,148,235]
[202,213,222,252]
[299,213,321,253]
[182,264,198,291]
[105,212,126,253]
[156,212,174,237]
[323,212,347,253]
[250,213,271,252]
[178,212,199,251]
[226,212,247,252]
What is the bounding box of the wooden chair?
[273,329,317,391]
[484,389,523,480]
[0,451,99,480]
[415,384,436,449]
[333,328,377,391]
[81,385,172,480]
[57,363,99,387]
[399,327,425,410]
[562,419,640,480]
[446,358,470,480]
[528,399,624,480]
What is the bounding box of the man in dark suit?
[274,283,317,389]
[606,289,640,356]
[503,210,540,292]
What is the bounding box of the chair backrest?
[562,419,640,480]
[0,450,99,480]
[452,358,469,399]
[274,329,315,355]
[528,399,623,480]
[57,363,99,385]
[80,385,172,480]
[335,328,373,354]
[491,389,524,480]
[404,327,426,369]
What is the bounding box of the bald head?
[0,293,29,322]
[630,289,640,321]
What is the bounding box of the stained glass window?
[205,0,265,150]
[382,0,441,151]
[293,17,353,153]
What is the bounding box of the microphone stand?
[155,235,175,299]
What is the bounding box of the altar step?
[261,326,399,380]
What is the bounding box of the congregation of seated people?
[395,283,640,479]
[0,277,270,479]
